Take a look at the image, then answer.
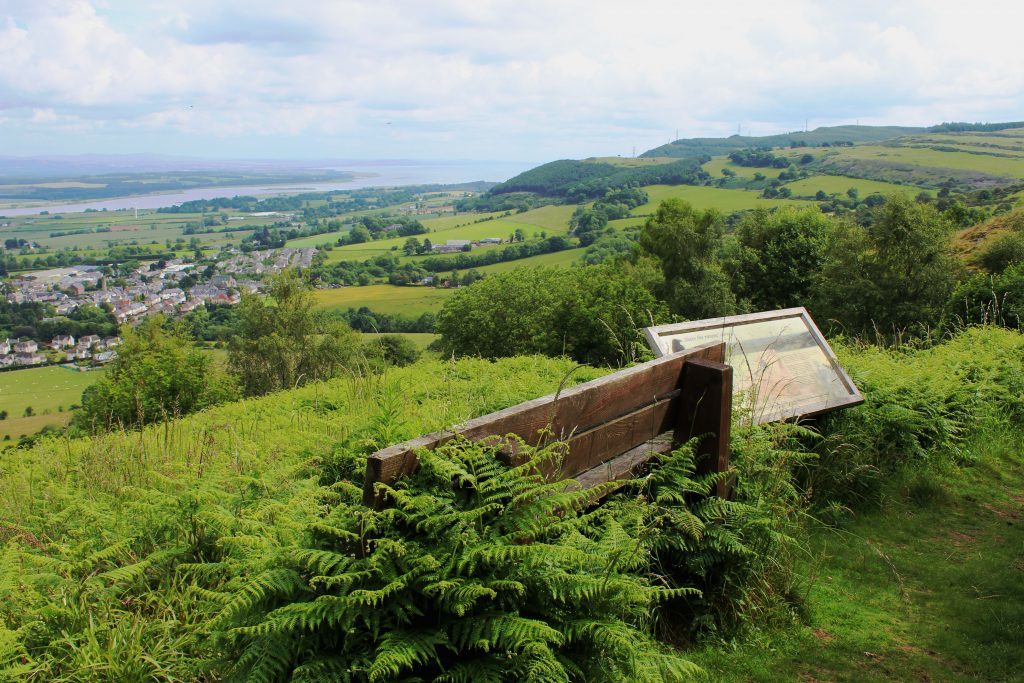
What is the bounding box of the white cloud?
[0,0,1022,159]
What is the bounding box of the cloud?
[0,0,1022,159]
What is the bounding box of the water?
[0,160,534,217]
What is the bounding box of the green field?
[322,208,575,265]
[702,157,770,179]
[472,248,582,274]
[0,365,104,441]
[823,142,1024,180]
[360,332,438,350]
[313,284,456,315]
[783,174,927,198]
[0,209,269,266]
[632,184,815,214]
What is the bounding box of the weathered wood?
[572,434,675,491]
[676,357,733,499]
[552,394,678,479]
[363,341,725,507]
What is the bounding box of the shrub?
[210,438,703,682]
[978,231,1024,274]
[945,262,1024,330]
[437,264,666,366]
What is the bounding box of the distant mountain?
[640,125,925,158]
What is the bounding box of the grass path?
[693,427,1024,681]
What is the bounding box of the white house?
[50,335,75,350]
[13,340,37,354]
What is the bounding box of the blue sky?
[1,0,1023,163]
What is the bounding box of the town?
[1,246,317,368]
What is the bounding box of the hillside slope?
[641,124,923,158]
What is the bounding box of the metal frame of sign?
[644,307,863,424]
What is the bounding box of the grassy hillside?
[0,327,1020,679]
[954,206,1024,261]
[642,124,923,158]
[693,328,1024,681]
[489,157,708,198]
[631,184,815,213]
[780,174,927,199]
[812,128,1024,189]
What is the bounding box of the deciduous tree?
[228,270,361,396]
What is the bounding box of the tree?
[724,207,833,311]
[814,194,960,336]
[348,226,371,244]
[635,199,735,319]
[437,264,666,366]
[402,237,421,256]
[365,334,421,367]
[23,406,33,418]
[228,270,361,396]
[76,316,237,431]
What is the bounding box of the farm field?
[703,157,775,179]
[823,143,1024,179]
[321,209,575,264]
[0,209,267,256]
[360,332,438,350]
[632,184,815,214]
[471,247,582,274]
[783,174,927,198]
[313,284,455,316]
[0,365,104,442]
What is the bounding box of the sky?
[1,0,1023,163]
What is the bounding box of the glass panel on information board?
[644,307,862,424]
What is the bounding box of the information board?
[644,308,862,424]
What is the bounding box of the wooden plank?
[572,434,675,491]
[363,341,725,507]
[553,394,678,479]
[676,357,733,499]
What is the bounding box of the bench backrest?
[363,341,731,507]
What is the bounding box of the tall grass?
[1,327,1022,680]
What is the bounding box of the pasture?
[632,185,815,214]
[0,209,265,258]
[322,208,575,264]
[471,247,583,274]
[782,174,927,198]
[313,284,456,316]
[0,365,104,442]
[824,143,1024,179]
[360,332,439,350]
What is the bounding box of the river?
[0,160,534,217]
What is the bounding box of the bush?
[76,316,238,431]
[211,438,703,682]
[814,194,960,338]
[946,262,1024,329]
[437,264,666,366]
[364,334,422,367]
[978,231,1024,274]
[807,327,1024,509]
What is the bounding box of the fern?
[211,437,703,681]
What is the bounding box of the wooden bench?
[363,341,733,508]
